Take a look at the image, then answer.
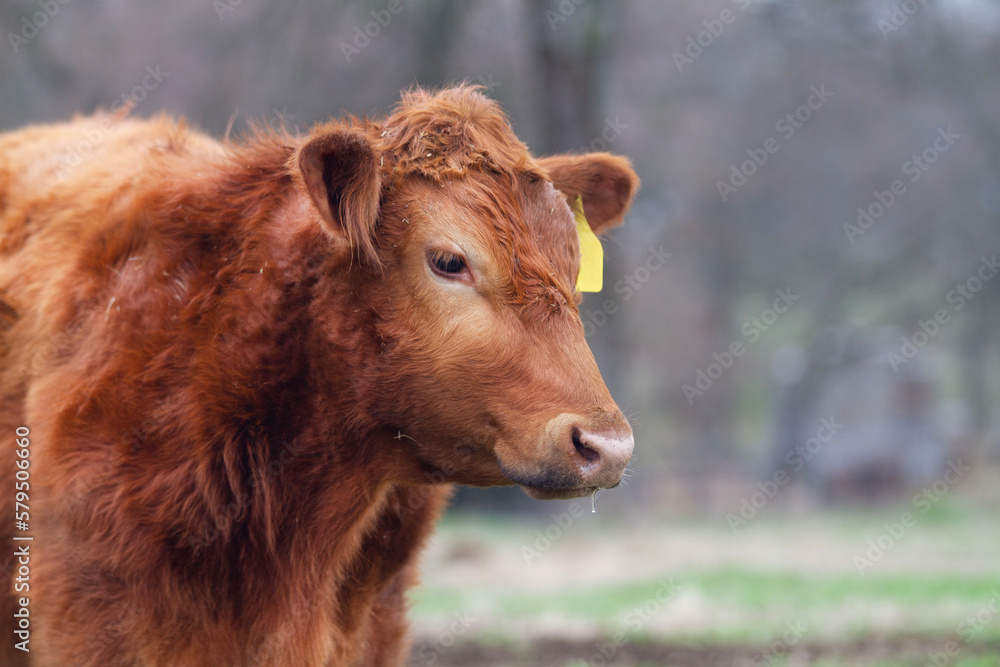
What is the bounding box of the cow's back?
[0,113,223,392]
[0,113,224,301]
[0,114,223,666]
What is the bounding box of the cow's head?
[296,87,638,500]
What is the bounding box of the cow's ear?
[537,153,639,235]
[297,128,381,266]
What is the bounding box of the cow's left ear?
[297,127,382,266]
[536,153,640,234]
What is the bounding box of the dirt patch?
[409,636,1000,666]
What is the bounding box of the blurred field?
[408,487,1000,666]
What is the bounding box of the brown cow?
[0,86,638,666]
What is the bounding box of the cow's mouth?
[519,484,605,500]
[498,443,629,500]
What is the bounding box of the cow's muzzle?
[511,412,634,500]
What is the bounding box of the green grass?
[410,506,1000,660]
[412,568,1000,642]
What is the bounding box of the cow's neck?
[180,203,439,659]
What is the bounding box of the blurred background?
[3,0,999,664]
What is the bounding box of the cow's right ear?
[297,128,381,266]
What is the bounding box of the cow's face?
[297,115,638,500]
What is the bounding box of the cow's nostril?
[572,428,600,464]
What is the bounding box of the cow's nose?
[568,423,634,489]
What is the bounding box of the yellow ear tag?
[574,195,603,292]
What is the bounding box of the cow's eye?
[428,250,469,279]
